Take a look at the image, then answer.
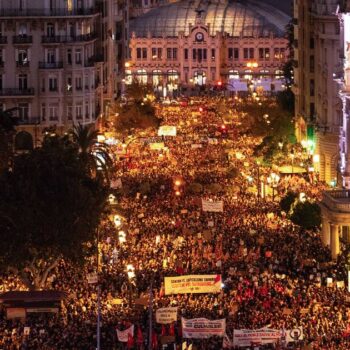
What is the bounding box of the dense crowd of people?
[1,96,349,349]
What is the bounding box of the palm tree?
[72,123,113,183]
[0,108,19,172]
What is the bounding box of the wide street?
[1,95,349,349]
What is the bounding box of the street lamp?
[267,172,280,201]
[290,151,295,174]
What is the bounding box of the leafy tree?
[226,166,239,179]
[187,183,203,194]
[290,200,321,230]
[72,123,113,183]
[0,135,107,290]
[125,81,154,103]
[113,100,161,135]
[280,191,298,213]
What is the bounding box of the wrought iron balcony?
[13,35,33,44]
[38,61,63,69]
[0,36,7,44]
[0,88,35,96]
[17,117,40,125]
[0,7,99,17]
[41,32,98,44]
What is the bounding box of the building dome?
[130,0,290,38]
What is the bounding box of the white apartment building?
[0,0,112,145]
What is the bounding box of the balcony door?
[18,74,28,90]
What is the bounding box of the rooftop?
[130,0,291,38]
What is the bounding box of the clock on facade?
[195,32,204,41]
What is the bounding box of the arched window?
[275,70,284,79]
[194,71,206,86]
[244,70,252,80]
[152,70,163,86]
[228,70,239,80]
[136,69,148,84]
[167,70,179,84]
[259,69,270,79]
[125,70,132,85]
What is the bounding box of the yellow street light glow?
[174,180,182,186]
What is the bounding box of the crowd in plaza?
[1,97,350,349]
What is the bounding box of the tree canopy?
[0,134,107,289]
[290,200,321,230]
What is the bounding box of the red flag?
[127,332,134,349]
[152,331,158,350]
[137,326,144,345]
[161,325,166,336]
[169,323,175,336]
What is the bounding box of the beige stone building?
[0,0,118,146]
[293,0,342,184]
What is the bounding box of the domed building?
[126,0,290,94]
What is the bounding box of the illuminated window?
[136,69,147,84]
[228,70,239,80]
[68,0,73,11]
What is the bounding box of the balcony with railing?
[0,7,99,17]
[38,61,63,69]
[0,88,35,96]
[17,117,40,125]
[322,190,350,213]
[42,32,98,44]
[0,36,7,44]
[13,35,33,44]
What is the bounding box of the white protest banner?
[158,126,177,136]
[182,317,226,338]
[150,142,165,150]
[191,144,202,149]
[116,325,134,342]
[165,275,222,295]
[156,307,178,324]
[233,328,281,347]
[202,199,224,213]
[87,273,98,284]
[110,178,123,189]
[285,327,304,343]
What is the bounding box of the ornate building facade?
[126,0,290,92]
[293,0,343,184]
[0,0,117,145]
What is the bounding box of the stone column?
[330,224,340,260]
[321,218,330,246]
